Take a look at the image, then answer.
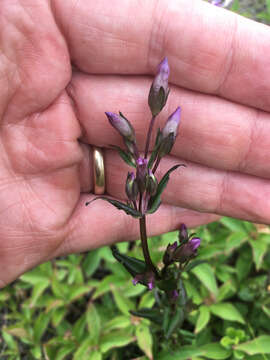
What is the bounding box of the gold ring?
[93,147,105,194]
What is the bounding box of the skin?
[1,0,270,287]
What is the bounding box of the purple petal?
[162,107,181,139]
[189,237,201,251]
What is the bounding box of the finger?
[106,150,270,225]
[79,145,270,225]
[54,194,219,257]
[53,0,270,110]
[70,73,270,179]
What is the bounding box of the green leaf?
[147,164,185,214]
[68,285,91,302]
[210,303,245,324]
[225,232,247,253]
[139,291,155,309]
[2,331,18,351]
[111,245,146,276]
[158,345,204,360]
[220,217,247,233]
[110,145,136,168]
[195,305,210,334]
[236,247,252,281]
[130,308,162,325]
[217,279,237,302]
[235,336,270,355]
[100,330,134,353]
[112,289,135,315]
[89,350,102,360]
[55,344,76,360]
[191,263,218,297]
[87,303,101,343]
[136,323,153,360]
[103,316,131,333]
[82,249,101,277]
[164,307,184,339]
[86,197,141,218]
[199,343,232,359]
[249,236,268,271]
[33,312,51,342]
[184,260,207,273]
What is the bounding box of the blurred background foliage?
[1,1,270,359]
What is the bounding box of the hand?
[0,0,268,286]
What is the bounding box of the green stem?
[144,115,156,159]
[139,215,158,276]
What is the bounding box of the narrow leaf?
[136,323,153,360]
[111,246,146,276]
[110,145,136,168]
[130,308,162,325]
[147,164,185,214]
[195,305,210,333]
[86,197,141,218]
[191,263,218,297]
[210,303,245,324]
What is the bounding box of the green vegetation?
[1,218,270,359]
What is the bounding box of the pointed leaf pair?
[86,197,141,218]
[110,145,136,168]
[163,307,184,339]
[111,246,146,277]
[147,164,185,214]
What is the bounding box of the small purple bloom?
[211,0,233,7]
[147,274,155,290]
[173,236,201,263]
[189,237,201,251]
[152,57,170,93]
[162,107,181,140]
[105,112,135,142]
[148,57,170,116]
[211,0,222,5]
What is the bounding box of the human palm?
[1,0,270,286]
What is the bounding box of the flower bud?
[163,241,177,266]
[162,107,181,139]
[132,271,155,290]
[172,237,201,264]
[125,172,139,202]
[179,223,188,243]
[158,107,181,157]
[136,157,148,193]
[145,170,158,197]
[105,112,135,142]
[148,57,170,116]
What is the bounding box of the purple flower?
[105,112,135,142]
[162,107,181,140]
[163,241,178,265]
[172,289,179,299]
[172,237,201,264]
[158,107,181,157]
[211,0,222,5]
[132,272,155,291]
[189,237,201,251]
[148,57,170,116]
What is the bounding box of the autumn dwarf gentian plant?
[86,58,202,338]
